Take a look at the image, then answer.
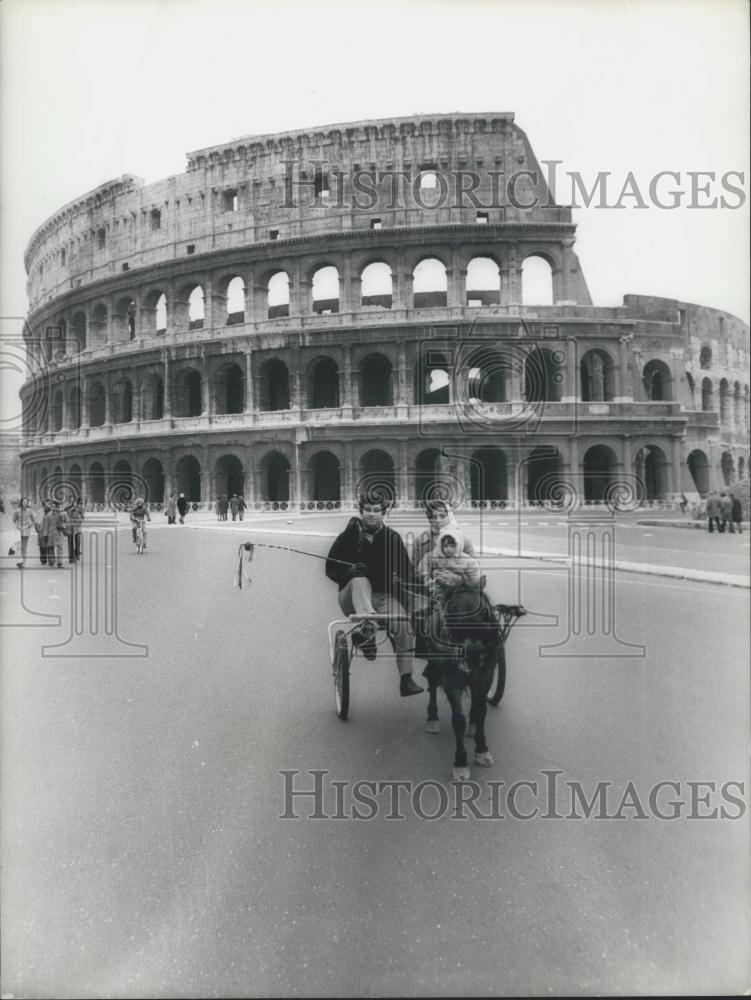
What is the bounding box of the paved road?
[1,522,748,997]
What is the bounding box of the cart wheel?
[333,630,350,720]
[487,642,507,705]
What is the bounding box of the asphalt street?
[1,519,748,997]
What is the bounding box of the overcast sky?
[0,0,748,421]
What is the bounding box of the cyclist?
[130,498,151,549]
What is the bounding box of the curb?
[637,519,750,532]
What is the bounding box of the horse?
[421,581,504,780]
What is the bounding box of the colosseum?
[18,112,750,509]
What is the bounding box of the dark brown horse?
[422,583,504,780]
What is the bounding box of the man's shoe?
[400,675,424,697]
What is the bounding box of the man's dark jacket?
[325,517,416,597]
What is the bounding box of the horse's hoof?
[474,751,494,767]
[466,722,476,738]
[452,766,471,781]
[425,719,441,734]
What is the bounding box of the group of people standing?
[13,497,85,568]
[164,494,190,525]
[215,495,246,522]
[705,491,744,534]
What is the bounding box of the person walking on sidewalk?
[69,499,85,561]
[13,497,34,568]
[705,491,721,533]
[229,494,240,521]
[34,499,51,564]
[165,494,177,525]
[730,493,743,534]
[177,493,189,525]
[238,495,246,521]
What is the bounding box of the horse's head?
[443,585,502,673]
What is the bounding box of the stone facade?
[18,113,750,508]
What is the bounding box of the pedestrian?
[165,494,177,525]
[13,497,35,569]
[679,493,688,514]
[34,499,51,564]
[229,494,240,521]
[45,500,70,567]
[69,498,85,561]
[705,491,721,533]
[719,492,732,533]
[238,495,246,521]
[177,493,189,524]
[220,494,229,522]
[730,493,743,534]
[215,497,222,522]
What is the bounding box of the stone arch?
[358,449,396,504]
[733,381,742,427]
[521,254,554,305]
[413,257,447,308]
[470,447,508,503]
[719,378,731,423]
[687,449,709,495]
[143,289,167,335]
[309,450,341,503]
[360,262,393,308]
[91,303,108,346]
[701,377,714,412]
[215,453,245,498]
[112,459,135,505]
[311,265,340,314]
[173,282,205,332]
[224,276,246,324]
[267,271,290,318]
[175,368,203,418]
[635,444,669,500]
[258,358,290,411]
[111,378,133,423]
[526,446,563,504]
[214,362,244,414]
[463,347,508,403]
[359,353,393,407]
[142,457,165,504]
[525,346,563,403]
[89,381,106,427]
[308,356,340,409]
[413,350,450,405]
[259,450,290,504]
[466,256,501,306]
[414,447,445,505]
[699,344,712,369]
[581,348,616,402]
[642,359,673,402]
[176,455,202,501]
[582,444,618,502]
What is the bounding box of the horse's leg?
[425,662,440,734]
[473,671,494,767]
[444,684,469,780]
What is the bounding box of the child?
[418,526,482,605]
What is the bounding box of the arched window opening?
[111,379,133,423]
[470,447,508,503]
[267,272,290,318]
[89,382,106,427]
[581,350,616,402]
[91,304,108,346]
[71,312,87,353]
[414,352,450,406]
[142,458,165,504]
[358,450,396,506]
[258,359,290,411]
[309,358,340,409]
[260,451,290,505]
[226,277,245,324]
[361,262,393,308]
[359,354,393,407]
[635,445,669,500]
[733,381,742,427]
[312,266,340,314]
[719,378,731,423]
[526,446,563,505]
[464,348,507,403]
[176,455,201,501]
[89,462,106,503]
[687,450,709,495]
[721,451,734,486]
[521,255,554,305]
[582,445,618,503]
[310,451,341,504]
[143,376,164,421]
[188,286,204,329]
[701,377,714,413]
[113,297,136,343]
[216,454,245,499]
[175,370,202,418]
[525,347,563,403]
[215,363,244,414]
[413,258,447,309]
[466,257,500,307]
[699,345,712,369]
[68,387,81,430]
[642,360,672,402]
